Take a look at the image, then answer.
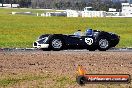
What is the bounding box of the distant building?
[41,3,132,18]
[0,3,19,8]
[83,7,94,11]
[66,10,79,17]
[109,8,117,12]
[81,7,106,17]
[106,8,121,16]
[121,3,132,16]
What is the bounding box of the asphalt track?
[0,48,132,52]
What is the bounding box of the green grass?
[0,74,75,88]
[0,75,49,87]
[0,74,131,88]
[0,8,132,48]
[54,76,75,88]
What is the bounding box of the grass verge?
[0,8,132,48]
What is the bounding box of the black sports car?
[33,29,120,51]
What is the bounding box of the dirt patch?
[0,51,132,88]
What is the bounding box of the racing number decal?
[85,38,93,45]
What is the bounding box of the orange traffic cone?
[78,65,86,75]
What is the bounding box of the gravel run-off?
[0,51,132,88]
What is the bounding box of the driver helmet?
[86,28,93,36]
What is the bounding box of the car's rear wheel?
[50,37,63,51]
[97,37,110,51]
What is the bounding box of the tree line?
[0,0,123,11]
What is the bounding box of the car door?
[66,35,81,45]
[64,35,94,48]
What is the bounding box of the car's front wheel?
[50,37,63,51]
[97,37,110,51]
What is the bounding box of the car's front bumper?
[33,42,49,48]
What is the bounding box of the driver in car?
[74,30,83,37]
[85,28,93,36]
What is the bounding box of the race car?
[33,29,120,51]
